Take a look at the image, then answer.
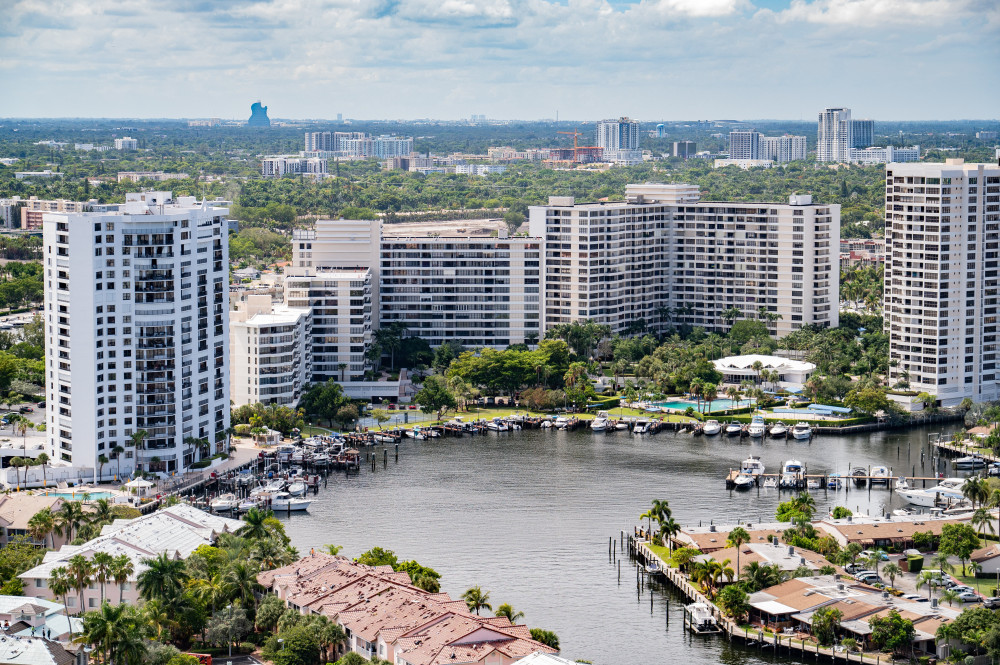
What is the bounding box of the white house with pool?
[713,354,816,386]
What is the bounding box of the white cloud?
[769,0,995,25]
[638,0,752,18]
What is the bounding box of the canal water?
[278,422,964,664]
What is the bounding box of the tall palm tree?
[111,554,134,604]
[66,554,93,615]
[36,452,49,487]
[224,560,261,610]
[963,477,990,510]
[97,454,109,483]
[495,603,525,624]
[751,360,764,385]
[90,498,115,527]
[659,517,681,550]
[703,383,718,415]
[142,598,176,643]
[461,586,492,615]
[57,501,86,543]
[727,527,751,581]
[187,574,226,615]
[111,445,125,480]
[882,562,901,589]
[236,507,273,541]
[137,552,189,605]
[91,551,114,604]
[48,567,72,634]
[80,601,147,665]
[28,507,55,548]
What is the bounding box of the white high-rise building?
[597,117,641,164]
[817,108,854,162]
[761,135,808,163]
[850,145,920,165]
[114,137,138,151]
[884,159,1000,407]
[230,295,311,407]
[261,156,327,177]
[729,130,762,160]
[43,191,230,476]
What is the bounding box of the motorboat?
[275,444,296,463]
[252,479,286,496]
[897,478,968,507]
[703,420,722,436]
[851,467,868,488]
[646,560,662,575]
[408,428,428,440]
[748,414,766,438]
[740,455,765,475]
[615,420,629,431]
[870,465,890,485]
[591,412,609,432]
[210,493,238,512]
[955,454,987,469]
[792,422,812,440]
[555,417,569,430]
[373,433,396,444]
[762,477,779,489]
[733,473,755,491]
[632,419,650,434]
[309,453,330,466]
[895,476,909,491]
[238,496,263,511]
[267,491,311,512]
[827,473,842,490]
[769,421,788,438]
[287,481,308,497]
[807,478,821,490]
[425,428,441,438]
[725,421,743,437]
[685,603,721,634]
[780,460,804,489]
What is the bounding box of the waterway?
[277,421,964,664]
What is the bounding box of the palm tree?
[142,598,176,643]
[57,501,86,542]
[973,508,996,543]
[66,554,93,615]
[111,445,125,480]
[702,383,718,415]
[224,559,261,610]
[137,552,189,605]
[963,477,990,510]
[91,551,114,604]
[969,560,984,594]
[236,507,273,541]
[9,456,23,489]
[916,570,938,600]
[691,560,714,591]
[28,507,55,548]
[188,574,226,615]
[90,497,115,527]
[97,454,109,483]
[725,386,741,412]
[111,554,134,604]
[322,544,343,555]
[461,586,492,615]
[36,452,49,487]
[939,588,960,607]
[727,526,751,581]
[80,601,147,665]
[882,562,901,589]
[495,603,525,624]
[751,360,764,385]
[659,517,681,550]
[48,567,72,634]
[129,429,149,471]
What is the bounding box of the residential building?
[728,130,762,160]
[672,141,697,158]
[257,553,557,664]
[16,197,121,231]
[0,495,65,546]
[850,145,920,165]
[529,184,838,337]
[113,137,137,151]
[712,354,816,385]
[977,131,998,140]
[817,107,853,162]
[117,171,190,183]
[454,164,507,176]
[284,268,372,381]
[383,155,435,171]
[74,143,110,152]
[229,295,311,407]
[261,156,327,177]
[714,159,774,169]
[596,117,641,164]
[852,119,875,149]
[42,191,230,475]
[839,237,885,268]
[20,505,241,612]
[291,218,381,276]
[305,131,334,152]
[761,135,807,163]
[14,171,62,180]
[0,594,81,643]
[884,159,1000,407]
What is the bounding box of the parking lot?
[847,551,998,607]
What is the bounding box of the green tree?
[371,408,390,430]
[726,526,751,581]
[494,603,524,624]
[716,584,749,620]
[831,506,853,519]
[256,594,286,633]
[137,552,189,605]
[461,586,492,615]
[91,551,114,604]
[811,606,843,646]
[262,623,320,665]
[79,601,147,665]
[205,606,252,650]
[414,375,458,421]
[66,554,93,616]
[529,628,560,650]
[939,522,981,575]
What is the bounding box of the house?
[0,595,80,642]
[813,515,970,550]
[0,631,86,665]
[692,540,833,574]
[0,496,65,546]
[672,523,788,553]
[971,543,1000,574]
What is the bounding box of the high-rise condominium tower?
[817,108,853,162]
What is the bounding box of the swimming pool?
[44,491,117,501]
[655,398,754,412]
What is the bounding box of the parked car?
[902,594,927,602]
[18,406,33,413]
[35,401,45,408]
[984,597,1000,609]
[852,570,876,580]
[950,585,975,595]
[857,575,883,585]
[957,591,982,603]
[861,550,889,561]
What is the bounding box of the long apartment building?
[528,184,838,337]
[230,295,311,407]
[884,159,1000,407]
[43,191,230,476]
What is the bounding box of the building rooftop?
[714,354,816,373]
[0,496,64,533]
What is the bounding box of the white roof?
[512,653,580,665]
[714,354,816,372]
[0,597,62,617]
[0,634,71,665]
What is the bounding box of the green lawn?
[648,543,672,564]
[301,425,333,436]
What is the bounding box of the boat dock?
[724,469,943,490]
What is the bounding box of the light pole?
[227,604,233,658]
[278,638,285,651]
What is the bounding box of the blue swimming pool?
[45,491,117,501]
[655,398,754,412]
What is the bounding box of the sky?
[1,0,998,121]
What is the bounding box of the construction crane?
[556,128,601,162]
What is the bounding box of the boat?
[733,473,755,491]
[591,412,609,432]
[554,417,569,430]
[792,422,812,440]
[252,479,286,497]
[897,478,969,507]
[725,421,743,437]
[309,453,330,466]
[425,428,442,438]
[632,419,650,434]
[646,560,662,575]
[685,603,722,634]
[851,467,868,488]
[740,455,765,475]
[748,414,766,438]
[762,477,779,489]
[870,465,890,485]
[267,491,311,512]
[892,507,916,517]
[779,460,804,489]
[287,481,308,497]
[955,454,987,469]
[703,420,722,436]
[408,428,428,440]
[807,478,821,490]
[614,421,629,431]
[769,421,788,438]
[826,473,842,490]
[238,496,263,511]
[210,493,238,512]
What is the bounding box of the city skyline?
[3,0,997,120]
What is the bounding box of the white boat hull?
[271,500,311,511]
[792,430,811,440]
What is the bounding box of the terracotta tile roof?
[0,495,63,531]
[816,517,968,545]
[678,527,787,552]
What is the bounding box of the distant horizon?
[2,116,998,124]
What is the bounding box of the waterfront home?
[672,523,788,553]
[692,541,832,574]
[0,629,86,665]
[19,505,241,612]
[0,495,65,546]
[712,354,816,386]
[258,553,557,664]
[814,514,972,550]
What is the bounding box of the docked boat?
[806,478,821,490]
[769,421,788,438]
[703,419,722,436]
[408,428,428,440]
[591,412,609,432]
[762,477,779,489]
[740,455,765,475]
[287,481,308,497]
[792,422,812,440]
[893,476,909,491]
[252,479,286,497]
[632,419,650,434]
[897,477,968,507]
[373,433,395,443]
[733,473,755,491]
[210,493,239,512]
[614,420,629,431]
[779,460,804,489]
[870,465,890,485]
[826,473,842,490]
[955,454,987,469]
[555,417,569,430]
[851,467,868,488]
[685,603,721,634]
[725,421,743,437]
[238,496,263,511]
[748,414,766,438]
[646,560,662,575]
[425,428,442,438]
[268,491,311,512]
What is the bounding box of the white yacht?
[555,416,570,430]
[733,473,755,491]
[725,421,743,436]
[685,603,721,634]
[895,476,910,491]
[780,460,804,488]
[373,433,395,444]
[287,481,308,497]
[740,455,765,475]
[632,419,650,434]
[955,454,987,469]
[897,478,968,507]
[870,465,890,485]
[210,493,238,512]
[791,422,812,440]
[703,420,722,436]
[762,477,779,489]
[591,412,609,432]
[268,491,311,512]
[748,414,766,438]
[238,496,263,511]
[769,422,788,438]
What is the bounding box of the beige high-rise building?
[229,295,311,407]
[884,159,1000,407]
